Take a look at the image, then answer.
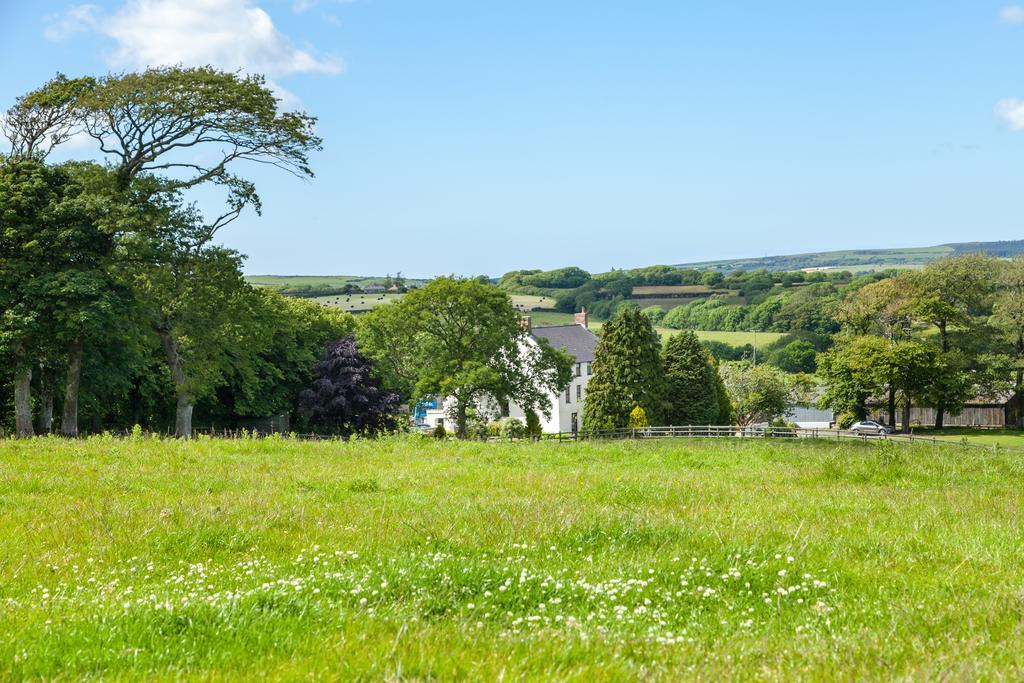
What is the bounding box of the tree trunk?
[456,400,468,439]
[901,396,911,434]
[933,320,949,430]
[1011,331,1019,423]
[887,386,896,428]
[160,330,193,438]
[36,366,55,434]
[14,364,34,438]
[61,338,83,437]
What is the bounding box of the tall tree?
[299,337,402,437]
[993,256,1024,410]
[582,307,667,430]
[816,336,889,424]
[907,255,999,427]
[0,159,104,436]
[128,204,255,438]
[663,330,726,425]
[360,277,572,438]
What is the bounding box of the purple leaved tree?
[299,337,403,437]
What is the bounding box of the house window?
[436,418,444,427]
[576,384,582,401]
[586,363,592,376]
[565,386,571,404]
[575,363,581,377]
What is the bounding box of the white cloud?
[995,99,1024,130]
[1001,5,1024,23]
[44,4,98,41]
[42,0,342,103]
[104,0,342,76]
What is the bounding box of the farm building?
[869,391,1022,428]
[363,285,386,293]
[508,310,596,434]
[785,405,834,429]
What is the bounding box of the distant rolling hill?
[673,240,1024,273]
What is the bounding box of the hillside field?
[313,293,554,313]
[313,292,402,312]
[2,436,1023,679]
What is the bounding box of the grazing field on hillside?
[511,294,556,310]
[314,292,402,312]
[3,436,1023,679]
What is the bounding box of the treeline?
[0,68,351,438]
[817,254,1024,430]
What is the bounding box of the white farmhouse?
[414,310,598,434]
[508,310,597,433]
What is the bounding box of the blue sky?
[3,1,1024,277]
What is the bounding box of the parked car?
[849,420,894,435]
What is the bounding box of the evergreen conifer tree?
[582,307,667,430]
[663,331,726,425]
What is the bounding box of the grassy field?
[511,294,556,311]
[913,427,1024,449]
[314,292,403,312]
[3,436,1024,679]
[313,293,552,314]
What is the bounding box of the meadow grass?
[915,427,1024,449]
[2,436,1023,680]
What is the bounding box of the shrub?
[628,406,649,429]
[499,418,526,439]
[835,412,857,430]
[525,410,543,438]
[433,424,447,439]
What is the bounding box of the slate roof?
[531,324,598,363]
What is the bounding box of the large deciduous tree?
[993,256,1024,410]
[582,307,667,430]
[906,255,999,428]
[299,337,402,437]
[0,159,119,437]
[359,277,572,438]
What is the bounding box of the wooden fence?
[3,425,1015,452]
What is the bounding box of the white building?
[415,310,598,434]
[508,311,597,433]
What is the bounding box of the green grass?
[688,329,786,347]
[912,427,1024,449]
[3,435,1024,679]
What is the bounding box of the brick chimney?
[574,307,589,329]
[520,315,532,333]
